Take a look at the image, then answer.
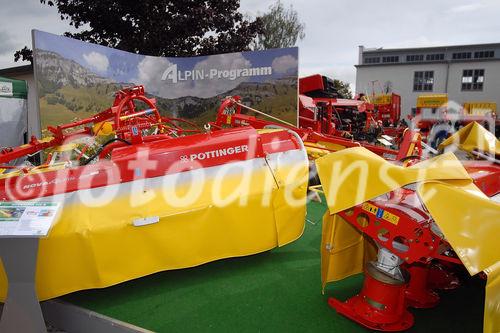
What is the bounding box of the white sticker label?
[0,82,13,96]
[133,216,160,227]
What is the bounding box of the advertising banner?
[32,30,298,132]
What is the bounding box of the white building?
[355,43,500,118]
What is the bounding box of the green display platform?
[62,200,484,332]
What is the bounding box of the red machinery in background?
[210,96,422,163]
[299,74,377,142]
[372,93,405,137]
[298,75,406,145]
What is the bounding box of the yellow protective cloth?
[317,147,500,333]
[0,157,308,301]
[438,121,500,156]
[419,181,500,333]
[315,146,470,214]
[304,141,349,160]
[320,213,376,291]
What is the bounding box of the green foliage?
[46,95,59,105]
[14,46,33,63]
[333,79,353,99]
[179,103,205,119]
[15,0,262,62]
[37,76,62,96]
[252,1,305,50]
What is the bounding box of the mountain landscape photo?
[33,31,299,133]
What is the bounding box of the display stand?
[0,238,46,332]
[0,202,61,333]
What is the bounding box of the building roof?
[0,64,33,77]
[357,42,500,67]
[362,42,500,54]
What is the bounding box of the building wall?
[356,43,500,120]
[356,60,500,119]
[447,61,500,106]
[356,63,448,117]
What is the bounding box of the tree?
[15,0,261,62]
[333,79,353,99]
[251,1,305,50]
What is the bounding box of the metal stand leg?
[0,238,46,333]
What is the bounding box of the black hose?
[399,155,421,163]
[81,138,132,166]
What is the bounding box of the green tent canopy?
[0,76,28,99]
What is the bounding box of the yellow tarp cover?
[0,156,308,301]
[439,121,500,156]
[463,102,496,115]
[317,147,500,333]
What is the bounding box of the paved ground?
[0,304,66,332]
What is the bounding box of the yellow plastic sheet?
[317,147,500,332]
[438,121,500,156]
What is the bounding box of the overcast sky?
[1,0,500,88]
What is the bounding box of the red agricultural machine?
[298,75,407,146]
[320,145,500,331]
[371,93,406,137]
[0,85,311,301]
[0,85,202,168]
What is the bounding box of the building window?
[413,71,434,91]
[406,54,424,62]
[426,53,445,61]
[462,69,484,91]
[474,50,494,59]
[452,52,472,60]
[364,57,380,64]
[382,56,399,63]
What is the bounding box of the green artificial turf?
[62,200,484,332]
